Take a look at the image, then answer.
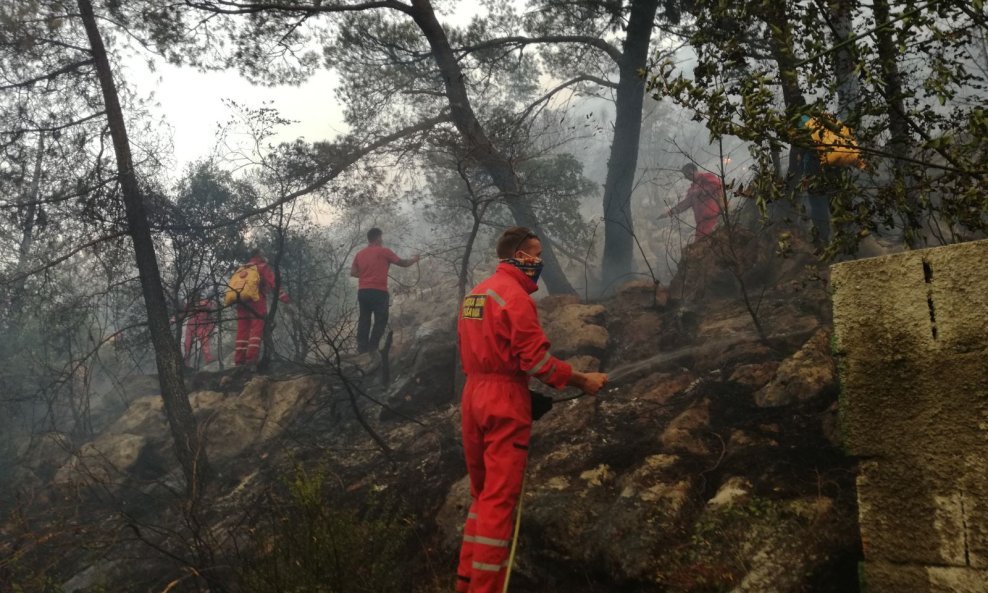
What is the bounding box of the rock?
[730,362,780,390]
[631,372,693,405]
[537,293,581,316]
[54,375,320,486]
[382,324,458,420]
[54,433,148,486]
[197,375,319,460]
[755,329,836,407]
[613,278,665,310]
[660,399,711,455]
[565,355,600,372]
[542,303,609,358]
[708,476,754,508]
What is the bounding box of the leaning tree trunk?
[600,0,660,292]
[409,0,575,294]
[78,0,209,498]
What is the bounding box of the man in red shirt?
[234,249,289,367]
[350,228,419,354]
[660,163,724,240]
[455,226,607,593]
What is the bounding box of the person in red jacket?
[183,296,216,365]
[234,249,289,367]
[455,226,608,593]
[660,163,724,240]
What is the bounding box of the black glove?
[530,390,554,421]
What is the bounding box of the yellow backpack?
[224,264,261,305]
[801,115,865,168]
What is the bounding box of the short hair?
[496,226,539,259]
[367,228,383,243]
[681,163,697,177]
[250,248,265,260]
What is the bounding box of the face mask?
[503,252,544,284]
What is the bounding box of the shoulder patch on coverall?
[462,294,487,320]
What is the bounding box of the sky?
[124,57,348,175]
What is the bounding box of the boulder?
[542,303,609,358]
[660,398,711,455]
[382,323,458,420]
[755,329,836,407]
[707,476,754,508]
[54,432,148,486]
[730,362,780,391]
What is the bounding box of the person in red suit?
[183,296,216,365]
[660,163,724,240]
[455,226,607,593]
[234,249,289,367]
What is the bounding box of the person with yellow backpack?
[793,113,866,245]
[224,248,289,367]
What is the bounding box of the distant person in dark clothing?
[659,164,724,240]
[350,228,420,354]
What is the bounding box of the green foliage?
[648,0,988,251]
[238,466,412,593]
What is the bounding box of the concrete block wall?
[831,239,988,592]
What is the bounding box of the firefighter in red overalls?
[234,249,289,367]
[660,163,724,240]
[183,296,216,365]
[456,227,608,593]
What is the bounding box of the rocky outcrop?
[53,375,320,487]
[541,301,609,359]
[755,328,836,407]
[382,317,458,420]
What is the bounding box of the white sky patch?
[122,1,492,175]
[124,58,348,175]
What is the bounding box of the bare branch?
[0,59,95,91]
[159,113,451,232]
[184,0,412,16]
[456,34,623,64]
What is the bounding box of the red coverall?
[183,299,216,364]
[456,263,573,593]
[234,257,287,366]
[669,171,724,238]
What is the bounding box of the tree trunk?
[829,0,860,121]
[77,0,209,498]
[8,132,45,321]
[872,0,918,243]
[600,0,660,292]
[409,0,575,294]
[763,1,808,212]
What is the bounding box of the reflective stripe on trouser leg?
[455,503,478,593]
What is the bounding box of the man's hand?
[412,254,422,264]
[657,210,671,221]
[570,371,608,395]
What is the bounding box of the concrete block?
[924,241,988,353]
[863,562,988,593]
[857,460,971,566]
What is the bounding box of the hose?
[502,472,527,593]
